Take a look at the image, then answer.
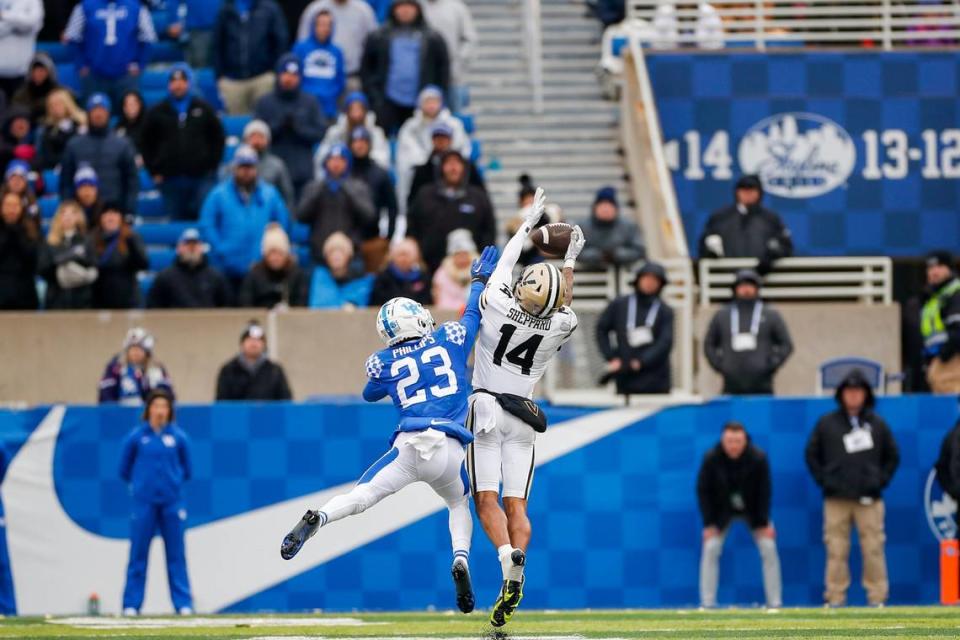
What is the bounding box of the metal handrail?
[522,0,544,114]
[626,0,960,50]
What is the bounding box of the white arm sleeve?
[489,220,532,290]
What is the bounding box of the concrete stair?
[464,0,629,226]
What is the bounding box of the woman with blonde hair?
[39,200,97,310]
[37,88,87,170]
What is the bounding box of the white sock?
[507,548,525,582]
[497,544,513,580]
[453,549,469,567]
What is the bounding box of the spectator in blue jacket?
[64,0,157,109]
[254,54,326,198]
[164,0,224,68]
[199,145,290,288]
[119,389,193,616]
[99,328,175,405]
[60,94,139,216]
[308,231,373,308]
[212,0,289,115]
[293,9,345,120]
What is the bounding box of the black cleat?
[451,558,475,613]
[280,510,321,560]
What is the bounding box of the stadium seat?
[457,113,475,136]
[37,42,71,64]
[222,115,253,139]
[147,247,176,271]
[142,89,167,107]
[290,223,310,244]
[39,196,59,220]
[57,63,81,93]
[295,245,312,267]
[139,169,155,192]
[138,221,193,246]
[150,41,184,64]
[470,139,482,164]
[193,68,223,110]
[42,170,59,194]
[137,193,165,218]
[138,272,155,303]
[140,69,169,91]
[817,357,885,395]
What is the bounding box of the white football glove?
[523,187,546,230]
[563,224,585,270]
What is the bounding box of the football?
[531,222,573,258]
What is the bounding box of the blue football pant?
[122,501,193,612]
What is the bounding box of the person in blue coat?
[307,231,373,308]
[293,9,346,120]
[119,389,193,616]
[199,144,290,288]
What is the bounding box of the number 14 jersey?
[472,282,578,399]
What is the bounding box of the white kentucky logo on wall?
[738,113,856,199]
[924,468,958,542]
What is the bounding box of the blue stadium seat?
[817,357,884,395]
[470,139,481,163]
[139,169,155,192]
[290,223,310,244]
[138,221,192,246]
[39,196,59,220]
[42,170,59,194]
[138,272,155,302]
[140,69,169,91]
[142,89,167,107]
[137,193,165,218]
[150,41,184,64]
[193,68,223,110]
[222,115,253,139]
[37,42,71,63]
[457,113,475,136]
[147,247,176,271]
[295,245,312,267]
[57,63,81,93]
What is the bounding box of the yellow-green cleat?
[489,577,524,628]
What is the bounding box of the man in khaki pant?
[805,369,900,606]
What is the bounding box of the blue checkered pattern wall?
[646,52,960,257]
[0,396,956,611]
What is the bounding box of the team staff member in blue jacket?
[119,389,193,616]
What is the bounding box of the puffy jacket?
[315,111,390,173]
[806,409,899,500]
[98,354,173,404]
[216,356,292,401]
[308,265,373,308]
[90,228,149,308]
[293,32,345,119]
[60,127,139,215]
[296,176,376,262]
[407,182,495,273]
[239,260,309,308]
[38,232,96,309]
[254,66,327,187]
[704,299,793,395]
[119,423,191,504]
[698,203,793,270]
[697,441,771,530]
[199,178,290,278]
[0,0,44,78]
[141,96,225,178]
[65,0,155,78]
[596,293,674,394]
[395,107,469,211]
[0,218,39,310]
[146,256,232,308]
[212,0,289,80]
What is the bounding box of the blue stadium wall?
[0,397,956,613]
[646,51,960,256]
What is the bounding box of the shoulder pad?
[365,353,384,379]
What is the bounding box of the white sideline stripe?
[51,616,376,629]
[4,405,657,615]
[248,637,608,640]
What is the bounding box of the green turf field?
[1,608,959,639]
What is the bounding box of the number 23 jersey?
[472,282,578,399]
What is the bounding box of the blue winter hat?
[344,91,369,109]
[74,164,99,188]
[168,62,194,86]
[350,127,372,142]
[233,145,259,167]
[326,143,351,161]
[418,85,444,105]
[277,53,301,76]
[594,186,618,206]
[178,228,202,244]
[431,122,453,138]
[4,159,29,180]
[86,92,111,113]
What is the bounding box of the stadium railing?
[523,0,545,114]
[625,0,960,49]
[698,257,894,306]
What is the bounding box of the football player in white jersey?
[467,187,585,627]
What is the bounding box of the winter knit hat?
[241,321,266,343]
[926,250,955,270]
[431,122,454,138]
[233,145,259,167]
[243,119,272,144]
[446,228,477,256]
[418,85,444,106]
[123,327,155,354]
[277,53,301,76]
[594,186,618,207]
[733,268,762,289]
[74,164,99,188]
[350,126,372,142]
[4,159,29,180]
[86,93,112,113]
[344,91,369,109]
[168,62,193,87]
[261,224,291,257]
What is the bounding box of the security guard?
[921,251,960,393]
[119,389,193,615]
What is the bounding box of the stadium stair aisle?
[466,0,631,223]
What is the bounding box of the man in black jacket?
[596,262,674,395]
[407,150,495,272]
[348,127,398,239]
[407,121,485,210]
[147,228,232,309]
[215,322,293,401]
[704,269,793,395]
[697,421,781,609]
[805,369,899,607]
[60,94,139,216]
[254,54,327,199]
[698,175,793,275]
[360,0,450,134]
[141,64,226,221]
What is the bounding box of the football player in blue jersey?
[280,245,500,614]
